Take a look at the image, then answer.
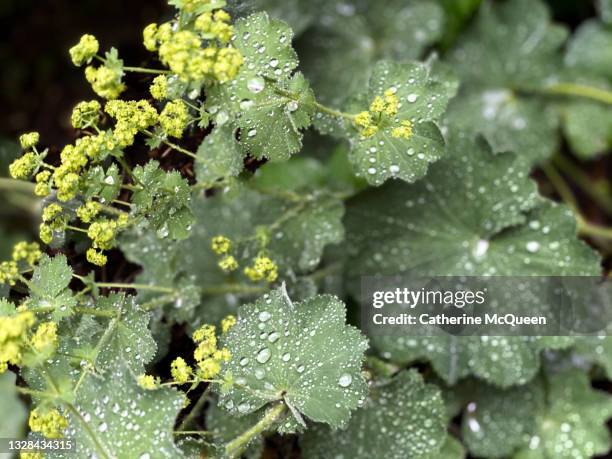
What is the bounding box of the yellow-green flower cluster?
[0,261,18,286]
[9,152,39,180]
[212,235,231,254]
[170,356,192,383]
[354,89,413,140]
[85,65,125,99]
[71,100,101,129]
[105,100,158,147]
[146,12,243,84]
[12,241,42,266]
[19,132,40,150]
[391,120,413,139]
[40,204,69,246]
[85,215,129,266]
[31,322,58,353]
[150,75,169,100]
[211,236,239,273]
[34,170,52,197]
[28,408,69,439]
[194,10,233,43]
[76,201,101,223]
[159,100,189,138]
[20,452,44,459]
[137,374,159,390]
[221,314,236,334]
[244,256,278,282]
[69,34,99,66]
[0,309,35,371]
[192,323,231,379]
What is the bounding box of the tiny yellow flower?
[354,111,371,128]
[391,120,413,139]
[220,315,236,334]
[218,255,238,272]
[69,34,99,66]
[171,357,192,383]
[12,241,42,266]
[137,374,158,390]
[369,96,385,114]
[192,324,216,344]
[19,132,40,150]
[143,23,159,51]
[211,235,231,254]
[28,408,68,439]
[150,75,168,100]
[86,248,108,266]
[31,322,58,352]
[197,357,221,379]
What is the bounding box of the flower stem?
[93,282,177,293]
[224,402,286,459]
[0,177,35,193]
[123,66,171,75]
[542,82,612,105]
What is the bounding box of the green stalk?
[224,403,286,459]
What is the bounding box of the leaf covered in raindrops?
[513,369,612,459]
[206,12,314,161]
[461,379,544,458]
[27,254,76,321]
[344,131,600,386]
[58,364,185,459]
[0,371,27,439]
[194,125,244,185]
[131,161,194,240]
[295,0,444,109]
[344,59,458,186]
[301,370,447,459]
[120,185,344,325]
[215,286,368,432]
[446,0,567,165]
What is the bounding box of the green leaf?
[345,132,599,278]
[0,371,27,439]
[206,400,264,459]
[296,0,444,109]
[424,435,465,459]
[346,59,457,185]
[565,21,612,80]
[28,255,76,321]
[561,100,612,158]
[93,293,157,374]
[344,132,600,386]
[462,380,543,458]
[446,0,567,164]
[195,125,244,185]
[84,164,121,204]
[248,0,317,36]
[216,287,368,432]
[62,365,185,458]
[445,89,560,164]
[132,161,194,240]
[599,0,612,24]
[573,335,612,380]
[120,186,345,324]
[449,0,567,89]
[514,370,612,459]
[301,370,447,459]
[234,72,315,161]
[207,12,314,161]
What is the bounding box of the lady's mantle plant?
[2,0,612,458]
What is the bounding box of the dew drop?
[259,311,271,322]
[338,373,352,387]
[256,348,271,364]
[247,77,265,93]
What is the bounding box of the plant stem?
[201,284,267,296]
[552,155,612,216]
[177,385,212,431]
[542,163,612,240]
[542,82,612,105]
[66,224,88,234]
[94,282,176,293]
[313,100,357,120]
[224,402,286,459]
[123,66,171,75]
[0,177,35,193]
